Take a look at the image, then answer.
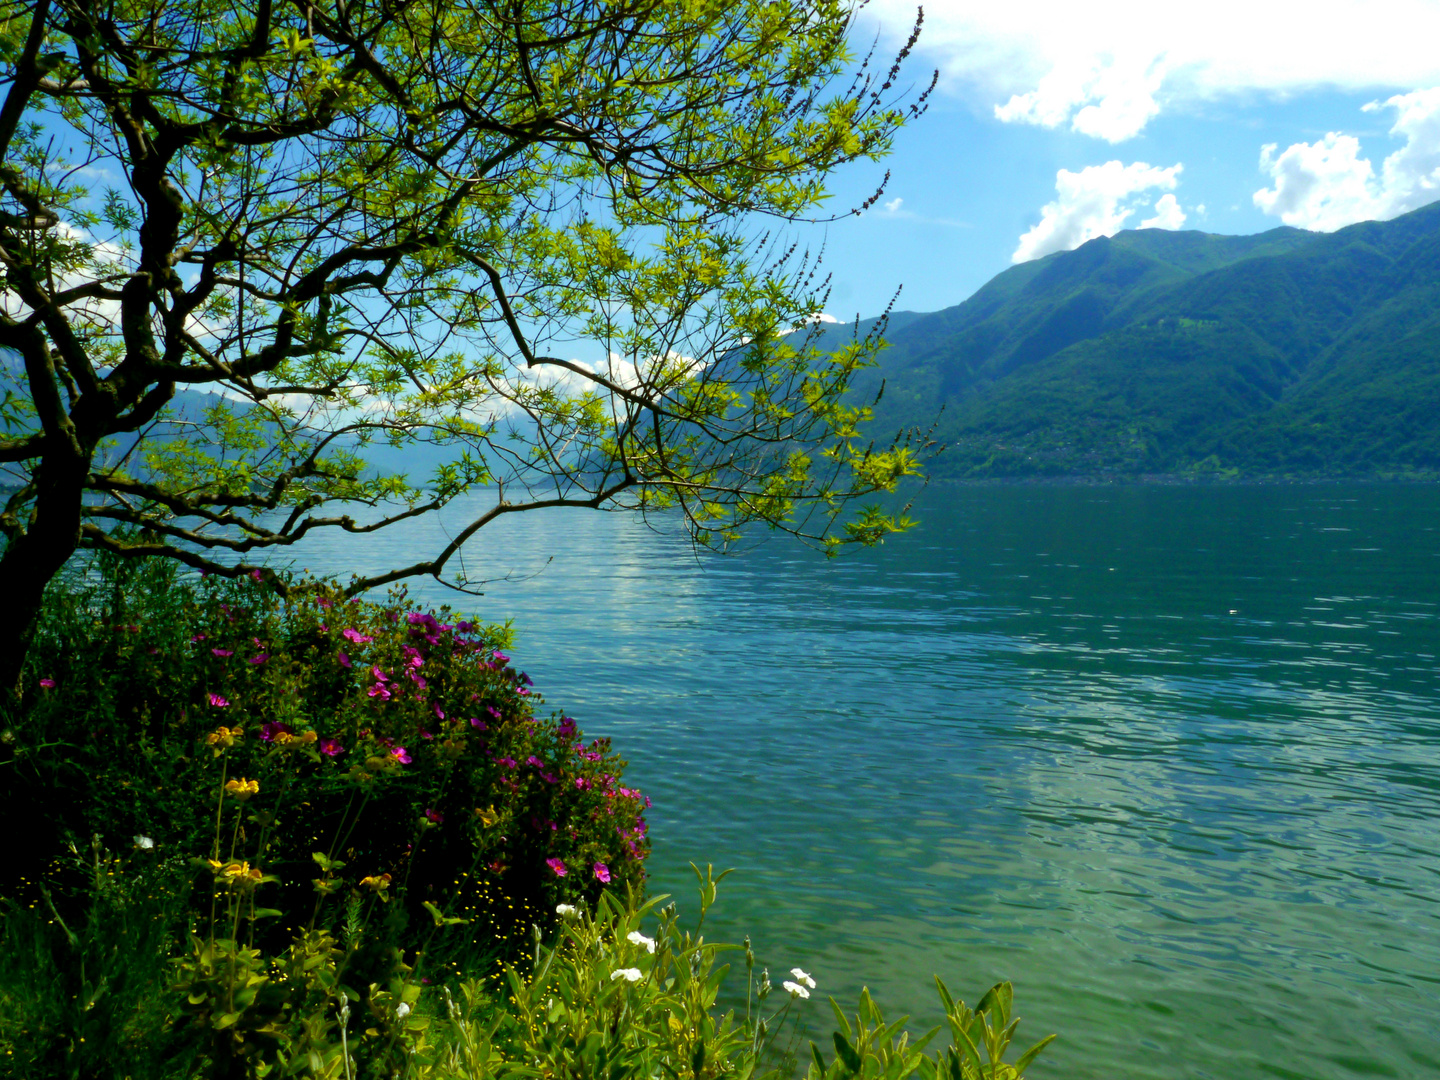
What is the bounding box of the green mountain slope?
[854,200,1440,479]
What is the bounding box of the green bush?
[0,861,1055,1080]
[4,555,649,963]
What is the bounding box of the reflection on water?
[288,484,1440,1080]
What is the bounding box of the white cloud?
[868,0,1440,141]
[1013,160,1184,262]
[1253,88,1440,230]
[1140,193,1187,230]
[883,197,904,213]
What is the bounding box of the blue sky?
[804,0,1440,319]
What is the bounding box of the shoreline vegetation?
[0,553,1055,1079]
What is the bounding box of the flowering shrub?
[8,556,649,959]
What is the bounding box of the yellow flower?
[358,873,392,900]
[210,859,265,888]
[475,805,499,827]
[205,726,244,754]
[224,777,260,801]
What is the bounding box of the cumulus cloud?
[1013,161,1184,262]
[1140,193,1187,230]
[867,0,1440,141]
[1253,88,1440,230]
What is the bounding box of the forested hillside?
[847,200,1440,478]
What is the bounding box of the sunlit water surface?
[289,483,1440,1080]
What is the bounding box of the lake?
[291,482,1440,1080]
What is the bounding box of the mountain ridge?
[842,200,1440,479]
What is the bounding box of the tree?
[0,0,933,689]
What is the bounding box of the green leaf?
[811,1042,827,1077]
[1013,1034,1057,1074]
[833,1031,862,1074]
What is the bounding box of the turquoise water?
[293,483,1440,1080]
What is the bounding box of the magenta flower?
[341,628,373,645]
[248,653,268,665]
[575,777,592,791]
[486,705,502,722]
[526,755,544,769]
[211,648,233,658]
[545,857,568,877]
[497,756,517,770]
[469,716,487,730]
[190,633,207,643]
[208,693,230,708]
[38,677,55,690]
[338,651,352,668]
[260,721,293,742]
[424,808,444,824]
[250,569,262,581]
[557,716,577,739]
[317,596,333,610]
[367,683,391,700]
[593,862,611,884]
[320,738,344,757]
[456,620,476,633]
[371,666,390,683]
[391,746,412,764]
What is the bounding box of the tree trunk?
[0,449,88,697]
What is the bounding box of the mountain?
[843,200,1440,479]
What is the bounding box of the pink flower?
[248,653,268,665]
[434,705,445,720]
[546,857,568,877]
[341,628,372,644]
[371,666,390,683]
[526,755,544,769]
[317,597,333,610]
[469,716,487,730]
[367,683,392,700]
[391,746,411,764]
[338,651,352,668]
[424,808,444,824]
[250,569,262,581]
[212,648,233,658]
[486,705,502,722]
[38,677,55,690]
[208,693,230,708]
[320,738,344,757]
[593,862,611,884]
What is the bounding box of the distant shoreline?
[919,470,1440,488]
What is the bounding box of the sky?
[803,0,1440,319]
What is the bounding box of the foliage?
[0,856,1056,1080]
[840,199,1440,479]
[4,553,649,965]
[0,0,934,688]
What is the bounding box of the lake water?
[291,483,1440,1080]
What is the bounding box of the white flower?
[626,930,656,953]
[133,835,155,850]
[789,968,816,989]
[610,968,643,983]
[395,1002,411,1019]
[782,981,810,999]
[556,904,578,917]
